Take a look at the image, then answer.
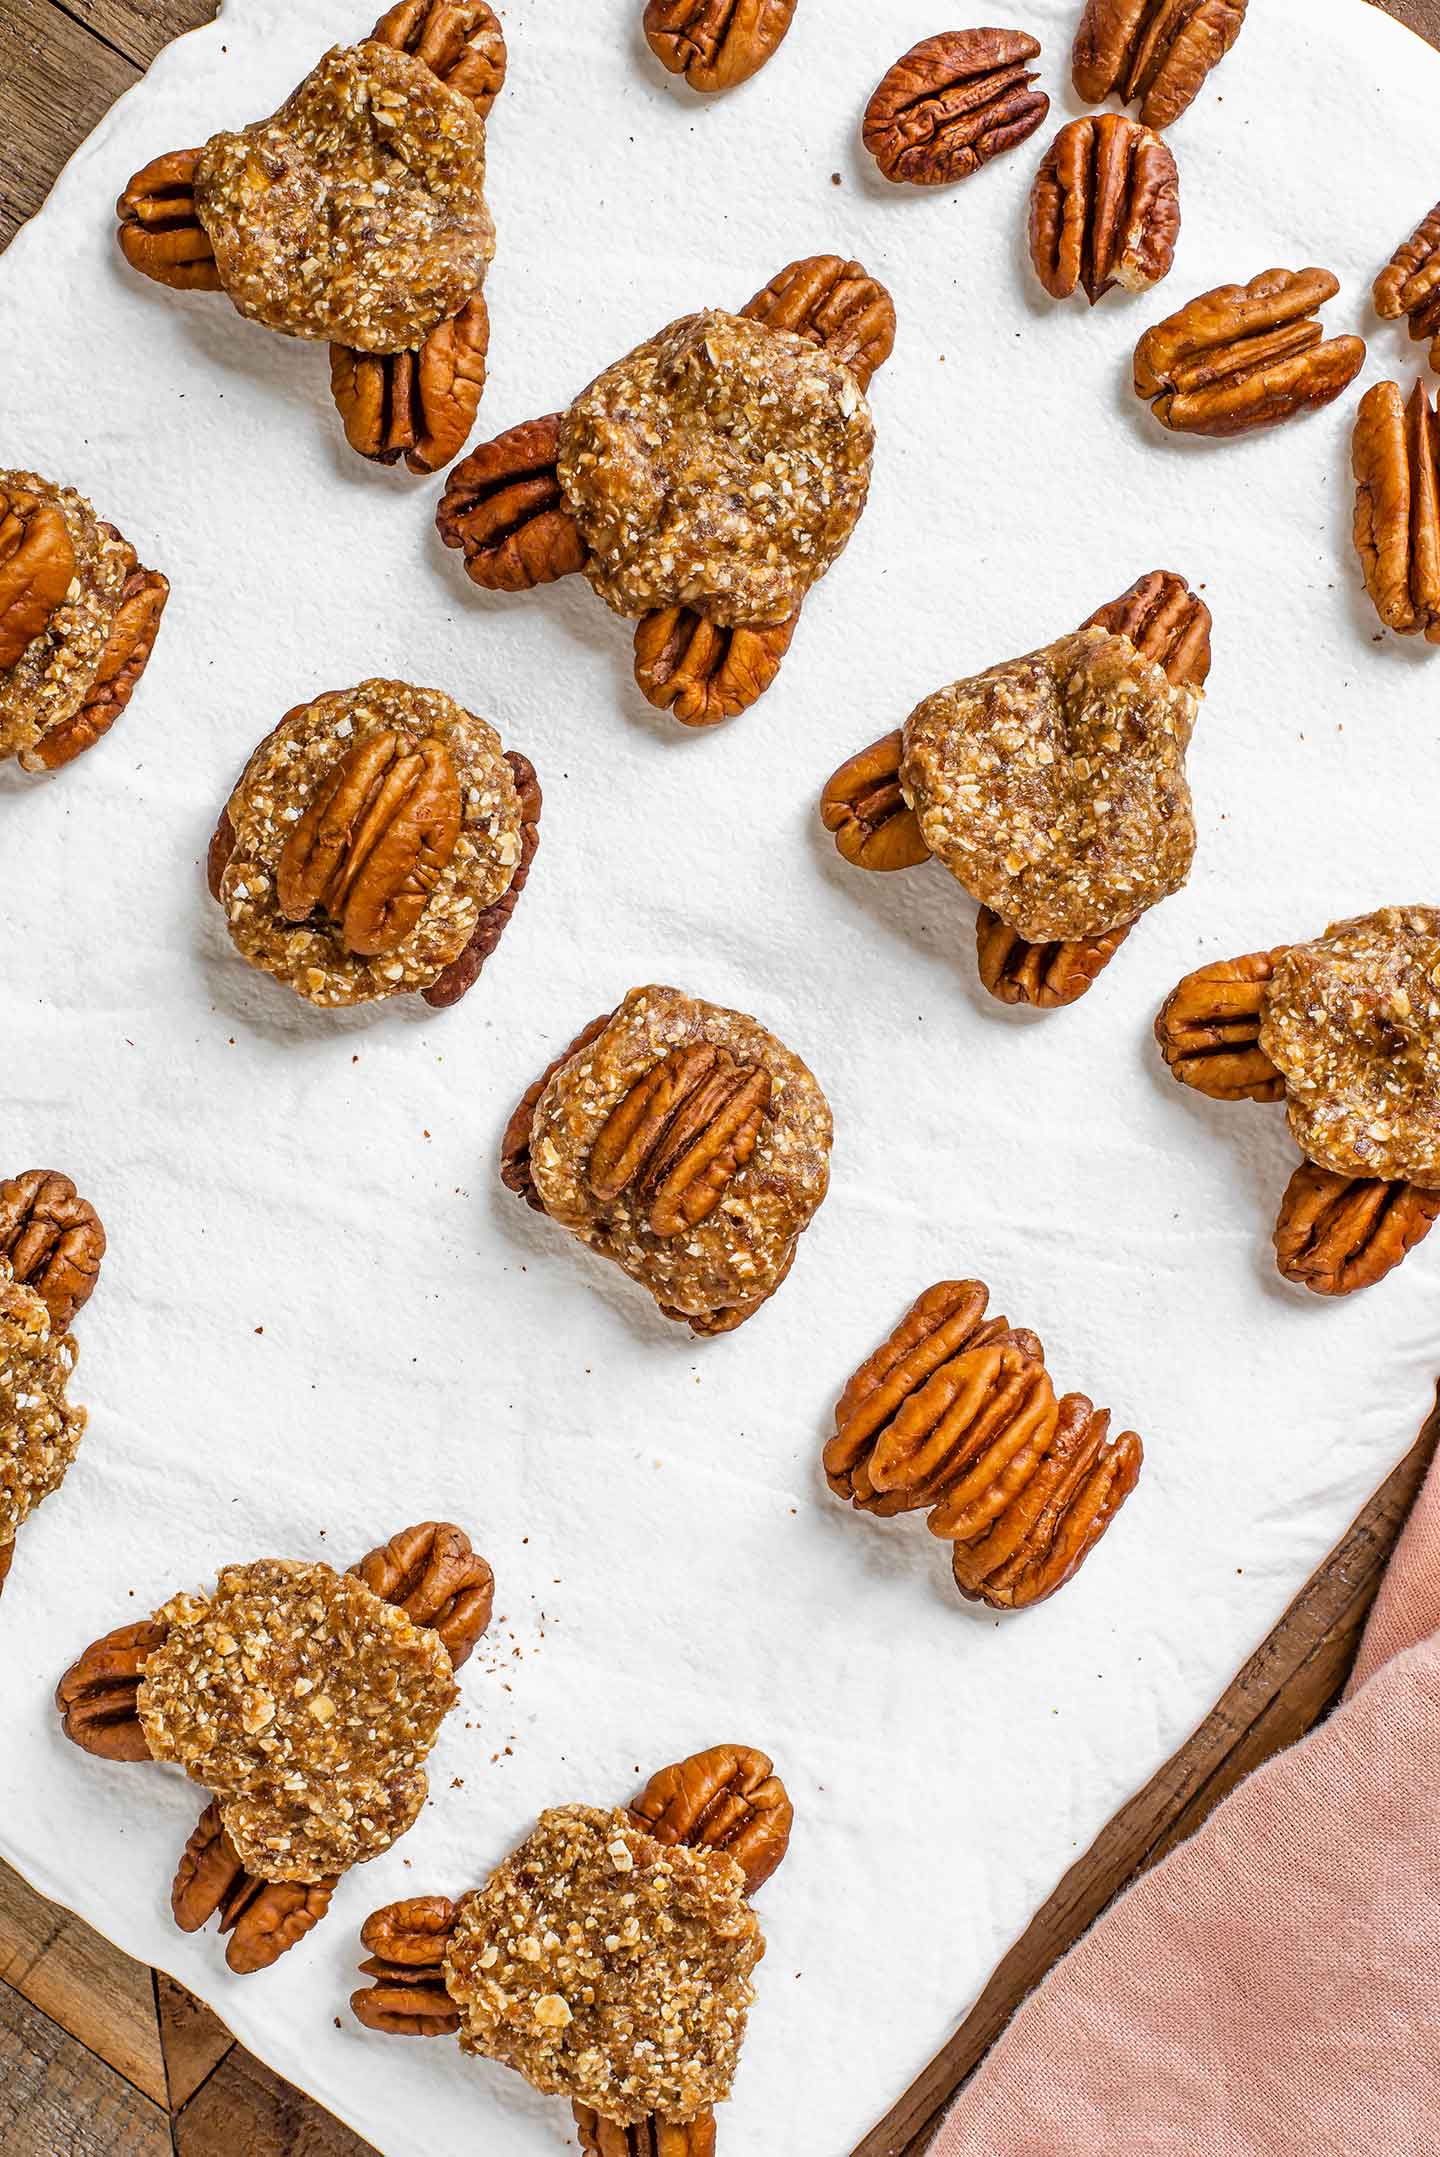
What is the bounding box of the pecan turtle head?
[643,0,797,93]
[587,1044,773,1238]
[0,484,76,671]
[349,1521,495,1668]
[1154,949,1288,1101]
[370,0,508,116]
[741,255,896,394]
[864,30,1048,188]
[353,1894,465,2034]
[1081,569,1211,690]
[975,911,1136,1011]
[1028,114,1179,307]
[436,414,589,591]
[820,730,931,873]
[330,290,490,474]
[55,1620,167,1760]
[0,1171,105,1330]
[115,149,222,292]
[1273,1162,1440,1298]
[275,729,462,957]
[574,2109,717,2157]
[629,1744,794,1896]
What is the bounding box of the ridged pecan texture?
[371,0,508,116]
[422,749,542,1008]
[1029,114,1179,306]
[0,1171,106,1331]
[348,1520,495,1668]
[275,729,462,957]
[331,291,490,473]
[352,1893,466,2033]
[1352,378,1440,643]
[1134,268,1365,436]
[629,1743,794,1896]
[1072,0,1248,129]
[1274,1163,1440,1298]
[819,729,930,872]
[27,562,171,774]
[55,1620,168,1761]
[172,1800,337,1975]
[1373,198,1440,367]
[0,485,76,669]
[115,149,221,291]
[588,1044,774,1238]
[436,414,589,591]
[1080,568,1212,688]
[1154,949,1288,1101]
[643,0,797,93]
[863,30,1048,187]
[741,255,896,394]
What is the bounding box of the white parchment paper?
[2,2,1438,2150]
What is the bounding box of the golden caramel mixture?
[0,470,133,769]
[0,1262,86,1549]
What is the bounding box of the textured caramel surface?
[0,1261,86,1549]
[216,679,521,1007]
[900,627,1198,942]
[526,985,831,1325]
[444,1805,762,2123]
[138,1558,457,1883]
[557,310,872,627]
[1260,907,1440,1187]
[194,42,493,351]
[0,469,133,768]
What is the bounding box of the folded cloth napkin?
[936,1442,1440,2157]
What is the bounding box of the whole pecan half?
[55,1620,167,1760]
[275,729,462,957]
[436,414,588,591]
[500,1010,617,1211]
[741,254,896,393]
[1028,114,1179,306]
[1133,268,1365,437]
[422,749,541,1007]
[349,1521,495,1669]
[24,561,171,774]
[0,485,76,670]
[1374,199,1440,369]
[863,29,1048,188]
[629,1744,794,1896]
[819,729,931,873]
[643,0,797,93]
[587,1044,773,1237]
[976,911,1136,1010]
[1081,567,1212,687]
[0,1171,105,1330]
[575,2113,716,2157]
[370,0,508,116]
[1274,1162,1440,1298]
[1072,0,1248,130]
[951,1388,1143,1609]
[1352,378,1440,643]
[1154,949,1288,1101]
[172,1801,336,1975]
[352,1894,464,2034]
[330,291,490,474]
[633,606,797,727]
[115,149,221,292]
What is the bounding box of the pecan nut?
[820,729,931,873]
[1374,199,1440,368]
[370,0,508,116]
[587,1045,773,1238]
[976,911,1135,1011]
[951,1389,1143,1610]
[500,1011,617,1211]
[330,291,490,474]
[115,150,222,291]
[55,1620,167,1760]
[1133,268,1366,437]
[574,2111,717,2157]
[863,30,1048,188]
[0,1171,105,1330]
[1274,1162,1440,1298]
[349,1521,495,1668]
[643,0,797,93]
[172,1801,335,1974]
[1080,568,1211,688]
[1154,950,1289,1101]
[1028,114,1179,306]
[741,255,896,393]
[629,1745,793,1896]
[422,749,541,1007]
[436,415,589,591]
[1352,378,1440,643]
[23,562,171,774]
[1072,0,1248,130]
[632,606,797,727]
[275,730,462,956]
[0,485,76,670]
[352,1895,464,2033]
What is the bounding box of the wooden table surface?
[2,4,1438,2153]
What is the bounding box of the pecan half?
[115,150,221,292]
[436,415,588,591]
[820,729,931,873]
[633,606,797,727]
[330,291,490,474]
[55,1620,167,1760]
[643,0,797,93]
[1133,268,1365,437]
[1080,568,1212,687]
[1028,114,1179,306]
[352,1895,463,2033]
[863,30,1048,188]
[1274,1162,1440,1298]
[349,1521,495,1669]
[0,486,76,670]
[976,911,1135,1010]
[1352,378,1440,643]
[630,1745,793,1896]
[500,1011,617,1211]
[1072,0,1248,130]
[275,730,461,956]
[588,1045,773,1237]
[1374,199,1440,369]
[0,1170,105,1330]
[1154,950,1288,1101]
[951,1390,1143,1610]
[741,255,896,393]
[24,562,171,774]
[422,749,541,1007]
[172,1801,336,1975]
[370,0,508,116]
[574,2113,717,2157]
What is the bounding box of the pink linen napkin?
[935,1447,1440,2156]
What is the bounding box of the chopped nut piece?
[0,1262,86,1581]
[1072,0,1248,130]
[643,0,797,93]
[864,30,1048,187]
[1133,268,1365,436]
[1352,378,1440,643]
[1028,113,1179,306]
[1274,1161,1440,1298]
[330,289,490,473]
[0,1171,105,1331]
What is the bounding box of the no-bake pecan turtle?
[643,0,797,93]
[0,469,169,774]
[207,680,540,1010]
[1027,113,1179,306]
[500,986,831,1333]
[352,1742,793,2155]
[0,1262,87,1602]
[55,1523,492,1972]
[1072,0,1248,130]
[863,30,1048,187]
[1133,269,1365,437]
[826,1280,1143,1609]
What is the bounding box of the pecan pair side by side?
[643,0,797,93]
[1133,268,1365,437]
[863,30,1049,187]
[1028,113,1179,306]
[1072,0,1249,130]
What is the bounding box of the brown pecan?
[330,291,490,474]
[275,729,462,957]
[0,1170,105,1330]
[632,606,797,728]
[349,1521,495,1669]
[115,150,222,292]
[0,1541,12,1598]
[863,30,1048,188]
[1374,199,1440,369]
[587,1044,773,1237]
[172,1801,336,1974]
[436,414,589,591]
[55,1620,167,1760]
[1133,268,1366,437]
[1072,0,1248,129]
[629,1745,793,1896]
[500,1010,617,1211]
[1028,114,1179,306]
[352,1895,463,2033]
[820,729,931,873]
[1352,378,1440,644]
[643,0,797,93]
[741,255,896,393]
[951,1390,1143,1610]
[975,910,1135,1010]
[1274,1162,1440,1298]
[1080,567,1212,688]
[422,749,540,1008]
[1154,950,1289,1101]
[574,2111,717,2157]
[24,561,170,774]
[370,0,508,116]
[0,485,76,670]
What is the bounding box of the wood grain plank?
[157,1970,234,2112]
[174,2041,381,2157]
[45,0,218,72]
[0,0,139,247]
[0,1976,171,2157]
[0,1861,168,2106]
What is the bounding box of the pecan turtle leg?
[21,556,170,774]
[422,750,541,1007]
[436,415,588,592]
[55,1620,168,1760]
[500,1010,618,1210]
[352,1894,466,2033]
[819,730,930,873]
[1274,1162,1440,1298]
[370,0,508,117]
[1154,949,1290,1101]
[115,149,221,292]
[741,255,897,393]
[172,1801,337,1976]
[330,290,491,476]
